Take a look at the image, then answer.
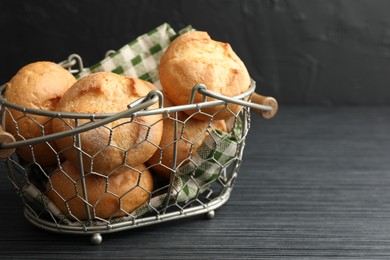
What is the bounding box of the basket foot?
[91,233,103,245]
[205,210,215,220]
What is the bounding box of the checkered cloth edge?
[76,23,193,90]
[127,128,240,220]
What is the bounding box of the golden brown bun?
[4,61,76,166]
[146,98,227,178]
[159,31,251,120]
[52,72,163,175]
[47,161,153,220]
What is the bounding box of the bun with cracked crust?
[159,31,251,120]
[4,61,76,166]
[52,72,163,175]
[47,161,153,220]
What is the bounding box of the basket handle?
[195,85,278,119]
[0,126,16,158]
[251,93,278,119]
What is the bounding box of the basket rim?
[0,81,257,119]
[0,81,258,150]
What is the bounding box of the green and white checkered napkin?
[128,128,239,220]
[21,23,241,225]
[76,23,193,89]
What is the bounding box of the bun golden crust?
[4,61,76,166]
[47,161,153,220]
[159,31,250,120]
[52,72,163,175]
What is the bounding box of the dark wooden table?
[1,106,390,259]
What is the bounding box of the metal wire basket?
[0,54,277,244]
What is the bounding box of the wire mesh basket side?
[0,81,253,235]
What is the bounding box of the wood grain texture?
[0,106,390,259]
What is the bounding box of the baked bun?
[47,161,153,220]
[4,61,76,166]
[159,31,251,120]
[52,72,163,175]
[147,99,227,178]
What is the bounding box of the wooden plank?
[0,107,390,259]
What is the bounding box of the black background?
[1,0,390,105]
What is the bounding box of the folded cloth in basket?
[127,127,240,220]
